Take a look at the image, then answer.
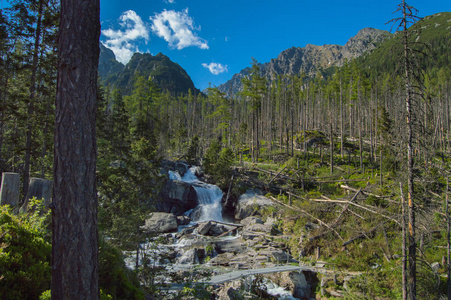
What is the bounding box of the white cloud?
[150,8,208,50]
[202,63,228,75]
[164,0,175,3]
[102,10,149,64]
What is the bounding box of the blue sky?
[98,1,450,90]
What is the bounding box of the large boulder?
[215,237,246,254]
[197,221,212,235]
[141,212,178,234]
[177,248,200,264]
[235,191,274,220]
[159,179,198,215]
[264,270,318,299]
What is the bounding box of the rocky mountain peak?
[217,27,390,97]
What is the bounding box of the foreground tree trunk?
[51,0,100,299]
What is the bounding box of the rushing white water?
[168,170,182,180]
[172,166,224,222]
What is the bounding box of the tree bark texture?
[0,172,20,210]
[51,0,100,299]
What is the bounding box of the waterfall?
[176,166,224,222]
[168,170,182,180]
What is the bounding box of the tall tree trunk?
[23,0,44,201]
[51,0,100,299]
[403,2,416,297]
[340,75,344,158]
[400,183,408,300]
[447,177,450,300]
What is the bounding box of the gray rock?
[175,226,196,239]
[270,249,293,263]
[265,271,316,299]
[431,262,440,273]
[209,252,235,266]
[215,238,246,254]
[141,212,178,234]
[197,221,212,235]
[235,192,274,220]
[177,248,199,264]
[242,231,261,240]
[208,224,228,236]
[240,216,264,226]
[158,179,198,215]
[176,215,191,225]
[245,223,273,234]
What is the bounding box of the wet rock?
[215,237,246,254]
[217,286,239,300]
[208,224,229,236]
[159,179,198,215]
[175,226,196,239]
[176,215,191,225]
[197,221,212,235]
[216,281,243,300]
[177,248,200,264]
[141,212,178,234]
[265,270,318,299]
[235,191,274,220]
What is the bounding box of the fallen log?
[210,220,243,228]
[269,196,344,242]
[342,223,384,246]
[216,227,239,238]
[339,184,393,198]
[310,198,400,226]
[268,166,287,185]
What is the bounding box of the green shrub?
[98,238,145,300]
[0,202,51,300]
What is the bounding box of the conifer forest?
[1,0,451,299]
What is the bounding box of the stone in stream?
[176,215,191,225]
[141,212,178,234]
[215,237,246,254]
[159,179,198,215]
[197,220,212,235]
[264,270,318,299]
[208,223,229,236]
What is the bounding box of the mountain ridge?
[98,43,200,96]
[216,27,390,97]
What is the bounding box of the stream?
[124,165,301,299]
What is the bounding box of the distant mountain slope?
[354,12,451,80]
[217,27,390,97]
[98,43,200,96]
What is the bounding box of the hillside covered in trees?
[1,0,451,298]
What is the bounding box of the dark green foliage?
[98,238,145,300]
[203,138,221,175]
[353,12,451,81]
[0,203,51,300]
[203,139,234,188]
[0,200,144,300]
[186,135,200,165]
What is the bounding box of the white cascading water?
[170,166,223,222]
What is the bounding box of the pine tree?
[52,0,100,298]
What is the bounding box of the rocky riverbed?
[124,162,324,299]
